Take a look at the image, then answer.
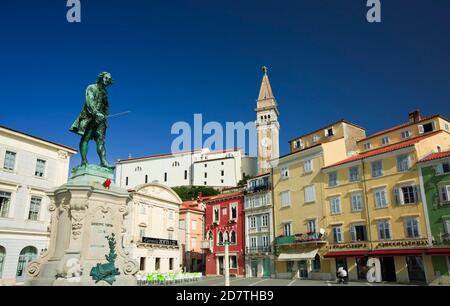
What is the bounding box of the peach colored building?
[179,196,206,272]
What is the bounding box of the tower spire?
[258,66,274,101]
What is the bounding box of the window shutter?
[418,125,424,134]
[436,164,444,175]
[446,186,450,202]
[394,187,401,205]
[350,226,356,241]
[324,129,328,136]
[414,186,419,203]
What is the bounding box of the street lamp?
[223,232,230,286]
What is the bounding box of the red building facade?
[204,191,245,277]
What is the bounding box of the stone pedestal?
[26,165,138,286]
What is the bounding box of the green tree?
[172,186,219,201]
[237,174,252,187]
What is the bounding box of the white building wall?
[116,148,256,189]
[0,126,75,285]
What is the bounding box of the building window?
[371,160,383,178]
[230,203,237,220]
[221,161,224,166]
[221,170,224,176]
[139,227,146,239]
[179,220,185,230]
[304,160,313,173]
[16,246,37,279]
[378,220,391,240]
[28,196,42,221]
[262,236,269,247]
[307,219,316,235]
[218,232,224,245]
[325,128,335,137]
[35,159,46,177]
[328,172,338,187]
[191,220,197,231]
[374,188,388,208]
[169,258,174,270]
[250,216,256,228]
[401,130,411,139]
[0,191,11,218]
[330,196,341,215]
[364,142,372,150]
[155,258,160,271]
[439,185,450,204]
[125,177,129,186]
[283,223,292,236]
[145,174,148,184]
[444,220,450,235]
[381,136,390,146]
[405,218,420,238]
[397,154,410,172]
[436,162,450,175]
[135,166,142,172]
[304,185,316,203]
[350,192,363,212]
[262,214,269,227]
[230,231,236,244]
[229,256,237,269]
[0,246,5,278]
[281,167,289,179]
[221,179,224,184]
[445,123,449,131]
[191,238,197,250]
[139,257,146,271]
[349,166,359,182]
[419,122,434,134]
[164,173,168,182]
[350,224,367,241]
[395,186,418,205]
[204,164,207,168]
[281,191,291,208]
[312,135,320,143]
[184,170,188,180]
[295,140,303,149]
[332,226,343,243]
[250,237,257,248]
[3,151,16,171]
[213,207,220,223]
[168,210,174,220]
[204,172,207,178]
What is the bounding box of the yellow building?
[322,111,450,284]
[271,120,366,279]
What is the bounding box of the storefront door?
[380,257,397,282]
[251,260,258,277]
[263,258,271,278]
[406,256,426,283]
[299,260,308,279]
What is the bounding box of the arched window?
[224,231,229,243]
[135,166,142,172]
[16,246,38,280]
[218,232,223,245]
[0,246,5,278]
[268,115,271,119]
[230,231,236,244]
[313,254,321,272]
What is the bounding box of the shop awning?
[425,248,450,255]
[278,249,319,261]
[324,249,428,258]
[324,251,369,258]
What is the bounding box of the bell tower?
[256,66,280,175]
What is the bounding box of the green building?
[419,151,450,284]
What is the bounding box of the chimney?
[408,110,421,123]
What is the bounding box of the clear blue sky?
[1,1,449,169]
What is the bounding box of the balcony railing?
[246,246,272,253]
[246,184,272,194]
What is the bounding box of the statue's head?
[97,72,113,87]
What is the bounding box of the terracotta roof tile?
[324,131,442,169]
[419,151,450,163]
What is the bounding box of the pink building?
[179,195,206,272]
